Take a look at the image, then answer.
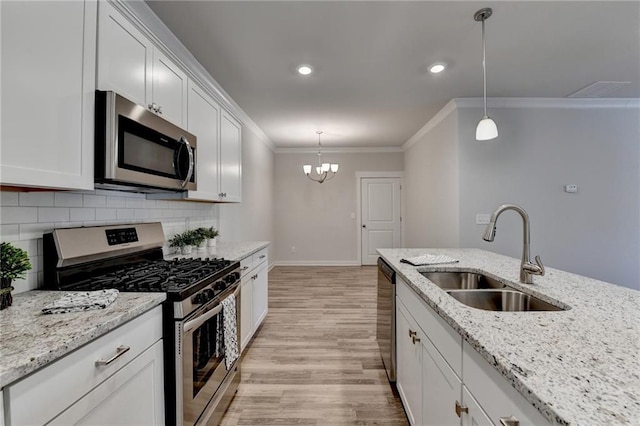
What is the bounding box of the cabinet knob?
[499,416,520,426]
[455,401,469,417]
[408,329,417,338]
[157,105,163,114]
[412,335,421,344]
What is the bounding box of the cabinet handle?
[259,255,266,259]
[455,401,469,418]
[95,345,130,366]
[408,329,417,338]
[499,416,520,426]
[412,335,421,344]
[241,266,249,271]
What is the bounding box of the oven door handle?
[183,286,240,333]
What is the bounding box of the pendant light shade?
[474,7,498,141]
[302,131,339,183]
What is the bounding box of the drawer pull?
[259,254,266,259]
[408,329,417,338]
[455,401,468,417]
[95,345,130,366]
[412,335,421,344]
[241,266,249,271]
[500,416,519,426]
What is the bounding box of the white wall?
[456,102,639,289]
[274,151,403,264]
[403,107,460,248]
[218,125,275,262]
[0,189,218,294]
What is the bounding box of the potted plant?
[0,242,32,310]
[185,229,205,251]
[202,227,219,247]
[193,228,209,249]
[168,232,190,255]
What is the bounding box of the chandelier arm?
[482,16,487,117]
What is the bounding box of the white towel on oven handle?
[222,293,239,370]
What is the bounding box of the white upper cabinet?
[97,1,152,108]
[97,1,187,127]
[0,0,97,190]
[185,81,220,201]
[219,111,243,202]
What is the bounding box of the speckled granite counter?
[377,248,640,425]
[0,291,165,388]
[167,241,269,262]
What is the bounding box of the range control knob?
[192,293,206,305]
[225,274,236,284]
[233,272,241,281]
[203,289,215,301]
[214,281,226,291]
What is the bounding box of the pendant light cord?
[482,16,487,117]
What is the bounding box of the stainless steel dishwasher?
[377,257,396,383]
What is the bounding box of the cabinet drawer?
[240,255,253,277]
[7,306,162,426]
[462,342,550,426]
[252,247,268,267]
[397,277,462,376]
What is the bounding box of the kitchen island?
[378,248,639,425]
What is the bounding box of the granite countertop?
[167,241,269,262]
[0,291,166,388]
[377,248,640,425]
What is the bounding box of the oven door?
[177,286,240,426]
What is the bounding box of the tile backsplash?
[0,189,218,294]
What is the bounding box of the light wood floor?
[220,266,408,425]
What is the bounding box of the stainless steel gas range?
[43,222,241,426]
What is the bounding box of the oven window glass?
[192,310,225,397]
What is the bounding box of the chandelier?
[302,131,339,183]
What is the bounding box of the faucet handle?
[523,255,545,276]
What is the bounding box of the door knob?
[362,224,367,228]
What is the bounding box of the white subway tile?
[83,194,106,208]
[11,239,38,256]
[0,191,19,206]
[125,198,144,208]
[0,224,20,241]
[1,207,38,224]
[106,197,126,208]
[143,199,157,208]
[19,192,54,206]
[134,209,149,219]
[116,209,135,220]
[54,222,83,229]
[70,208,96,222]
[38,207,69,223]
[148,209,163,219]
[30,255,40,274]
[20,223,54,240]
[54,192,83,207]
[96,208,117,221]
[37,238,43,255]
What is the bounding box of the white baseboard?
[273,260,362,267]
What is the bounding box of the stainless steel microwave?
[95,91,197,192]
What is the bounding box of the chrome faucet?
[483,204,545,284]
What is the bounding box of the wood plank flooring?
[220,266,408,425]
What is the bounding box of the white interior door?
[361,177,401,265]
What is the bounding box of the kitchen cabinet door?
[240,274,254,352]
[97,0,152,108]
[462,386,493,426]
[422,337,462,426]
[152,49,188,127]
[219,110,243,202]
[1,0,96,190]
[252,262,269,330]
[185,81,221,201]
[48,341,164,426]
[396,300,423,425]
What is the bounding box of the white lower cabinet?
[49,340,164,426]
[3,306,164,426]
[396,278,550,426]
[240,247,269,351]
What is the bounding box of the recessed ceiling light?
[297,65,313,75]
[429,63,446,74]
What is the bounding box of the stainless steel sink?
[446,289,566,312]
[421,271,505,290]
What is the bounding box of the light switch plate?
[476,214,490,225]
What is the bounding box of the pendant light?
[474,7,498,141]
[302,131,339,183]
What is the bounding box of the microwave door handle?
[179,136,194,188]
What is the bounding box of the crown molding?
[402,99,457,151]
[453,97,640,109]
[275,146,404,154]
[114,1,274,151]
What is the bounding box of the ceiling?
[146,1,640,148]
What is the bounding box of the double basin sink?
[421,271,566,312]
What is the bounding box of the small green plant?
[184,229,205,247]
[196,227,219,240]
[168,233,187,248]
[0,241,32,281]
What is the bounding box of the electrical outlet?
[565,184,578,193]
[476,214,490,225]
